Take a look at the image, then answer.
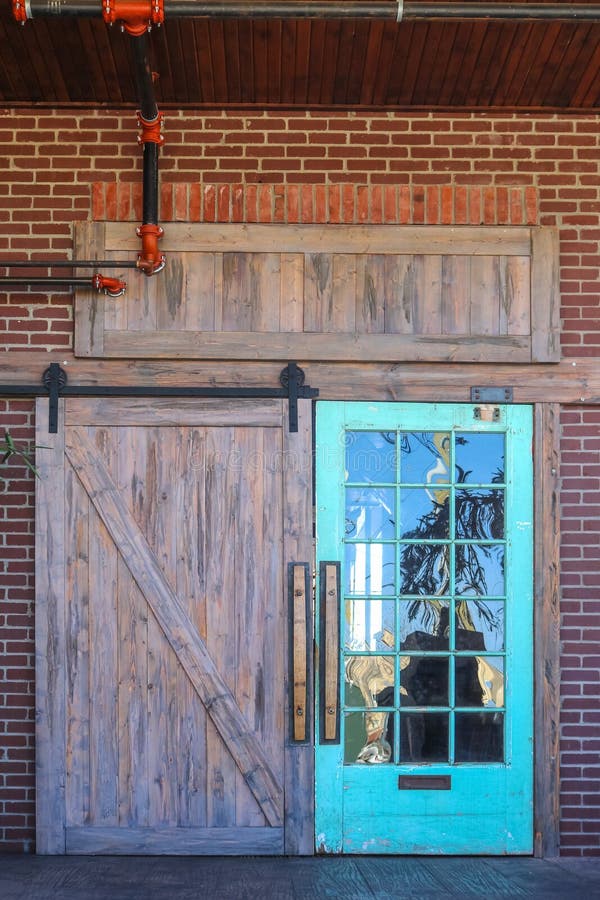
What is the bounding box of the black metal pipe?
[142,141,159,227]
[131,33,159,123]
[24,0,600,21]
[0,260,139,269]
[0,277,107,287]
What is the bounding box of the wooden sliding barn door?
[35,397,313,855]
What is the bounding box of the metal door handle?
[320,561,340,743]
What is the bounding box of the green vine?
[1,430,45,480]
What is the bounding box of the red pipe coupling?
[136,223,165,275]
[137,111,164,146]
[102,0,164,35]
[12,0,28,23]
[92,274,127,296]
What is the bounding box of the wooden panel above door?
[74,223,559,363]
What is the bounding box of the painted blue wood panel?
[315,402,533,855]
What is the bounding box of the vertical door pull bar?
[320,561,340,743]
[289,562,310,742]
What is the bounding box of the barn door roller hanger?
[0,361,318,435]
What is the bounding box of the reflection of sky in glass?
[455,488,504,539]
[400,432,450,484]
[345,542,395,595]
[399,543,450,595]
[455,433,505,484]
[345,431,396,483]
[400,488,449,538]
[345,487,395,540]
[344,599,395,651]
[455,544,504,596]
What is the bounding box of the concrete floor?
[1,855,600,900]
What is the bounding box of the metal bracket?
[470,387,513,403]
[279,362,318,432]
[42,363,67,434]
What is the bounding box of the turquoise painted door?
[315,402,533,855]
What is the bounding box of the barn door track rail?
[0,361,318,434]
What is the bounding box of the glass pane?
[344,599,395,651]
[345,487,395,540]
[455,712,504,762]
[400,655,449,707]
[399,432,451,485]
[345,431,396,483]
[455,488,504,539]
[399,543,450,595]
[457,600,504,652]
[400,488,450,539]
[455,656,504,708]
[400,712,449,762]
[345,543,395,595]
[455,433,505,484]
[399,600,450,645]
[455,544,504,597]
[345,654,395,707]
[344,711,393,765]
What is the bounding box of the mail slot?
[398,775,452,790]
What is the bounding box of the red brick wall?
[1,109,600,855]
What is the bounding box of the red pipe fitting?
[92,274,127,297]
[102,0,164,35]
[137,111,164,146]
[12,0,28,23]
[136,223,165,275]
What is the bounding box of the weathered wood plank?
[143,427,180,827]
[11,352,600,403]
[157,252,216,332]
[117,426,150,828]
[282,399,314,856]
[470,256,500,336]
[280,253,304,333]
[103,223,533,256]
[64,398,284,428]
[65,826,284,855]
[384,256,415,334]
[104,329,531,362]
[204,425,238,828]
[234,426,284,827]
[175,427,208,828]
[534,403,561,858]
[441,256,471,335]
[73,222,106,357]
[356,256,385,334]
[64,455,90,829]
[87,428,119,827]
[35,398,67,853]
[501,256,530,336]
[222,252,281,332]
[64,427,284,828]
[531,227,560,362]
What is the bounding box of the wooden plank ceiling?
[2,4,600,109]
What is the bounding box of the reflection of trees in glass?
[402,465,504,636]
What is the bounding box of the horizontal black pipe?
[0,277,106,287]
[0,260,139,269]
[24,0,600,21]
